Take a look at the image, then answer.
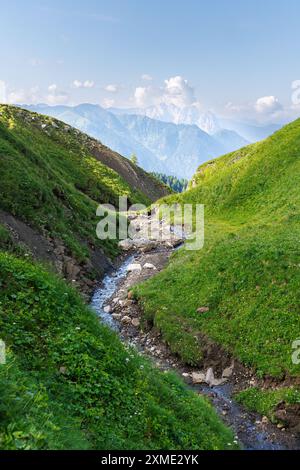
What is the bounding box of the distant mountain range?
[24,103,281,179]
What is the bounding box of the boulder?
[131,318,140,327]
[222,363,234,379]
[127,263,142,272]
[205,367,227,387]
[121,316,132,325]
[143,263,157,270]
[191,372,206,384]
[118,239,135,251]
[104,305,112,314]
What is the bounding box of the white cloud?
[255,96,282,114]
[1,81,69,106]
[134,87,151,107]
[134,76,197,109]
[7,86,41,105]
[47,84,69,105]
[102,98,115,108]
[141,74,153,81]
[48,83,57,92]
[105,84,119,93]
[46,93,69,105]
[72,79,95,89]
[164,76,196,107]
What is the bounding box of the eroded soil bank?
[91,213,300,450]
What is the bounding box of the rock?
[127,291,134,300]
[134,239,158,251]
[104,305,112,314]
[205,367,227,387]
[222,363,234,379]
[197,307,210,314]
[182,373,190,378]
[64,260,80,280]
[121,316,132,325]
[112,297,119,304]
[118,239,133,251]
[249,378,258,387]
[127,263,142,272]
[112,313,122,320]
[191,372,206,384]
[143,263,157,270]
[262,416,269,425]
[131,318,140,327]
[59,366,67,375]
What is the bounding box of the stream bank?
[90,213,300,451]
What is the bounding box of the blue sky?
[1,0,300,122]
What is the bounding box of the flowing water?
[90,255,135,331]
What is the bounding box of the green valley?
[0,105,236,450]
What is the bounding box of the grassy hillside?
[0,105,153,262]
[0,252,235,450]
[135,118,300,384]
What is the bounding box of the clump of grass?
[235,387,300,423]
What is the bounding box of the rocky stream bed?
[90,213,300,451]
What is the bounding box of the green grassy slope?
[0,105,152,260]
[0,252,235,450]
[135,119,300,379]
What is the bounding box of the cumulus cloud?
[105,84,119,93]
[134,76,197,108]
[72,79,95,89]
[7,86,41,105]
[0,80,69,106]
[134,87,152,107]
[255,96,283,114]
[164,76,196,107]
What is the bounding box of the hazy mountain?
[111,104,282,143]
[212,129,249,153]
[110,104,221,134]
[218,118,281,142]
[24,104,166,174]
[24,103,250,178]
[117,114,227,178]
